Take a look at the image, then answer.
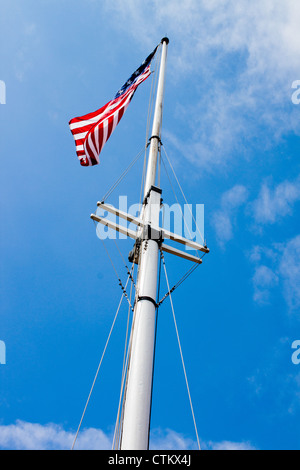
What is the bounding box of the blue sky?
[0,0,300,450]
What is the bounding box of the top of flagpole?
[143,37,169,197]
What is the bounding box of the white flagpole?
[120,37,169,450]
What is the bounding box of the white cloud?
[252,265,279,305]
[0,420,254,451]
[150,428,198,450]
[104,0,300,170]
[248,245,263,263]
[209,440,256,451]
[251,177,300,225]
[246,336,300,417]
[151,428,256,451]
[212,185,248,246]
[221,185,249,210]
[104,0,300,79]
[279,235,300,310]
[248,235,300,310]
[287,373,300,415]
[0,420,111,450]
[14,22,40,82]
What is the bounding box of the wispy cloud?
[279,235,300,310]
[251,176,300,225]
[0,420,255,450]
[150,428,198,450]
[212,185,248,247]
[246,338,300,418]
[213,172,300,247]
[208,440,256,451]
[248,235,300,310]
[13,22,40,82]
[0,420,111,450]
[104,0,300,171]
[252,265,279,305]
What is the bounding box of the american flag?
[69,46,158,166]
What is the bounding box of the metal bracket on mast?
[143,184,162,205]
[146,135,162,148]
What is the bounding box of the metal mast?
[119,37,169,450]
[90,37,209,450]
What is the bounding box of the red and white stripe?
[69,66,151,166]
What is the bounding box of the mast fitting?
[142,224,164,245]
[137,296,158,308]
[143,185,162,205]
[147,135,162,147]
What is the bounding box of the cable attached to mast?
[112,270,135,450]
[159,247,201,451]
[162,146,205,245]
[71,268,133,450]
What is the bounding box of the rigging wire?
[160,156,201,262]
[160,248,202,451]
[111,236,137,291]
[101,146,145,203]
[157,260,201,307]
[71,270,133,450]
[161,146,205,245]
[115,277,142,449]
[93,220,135,312]
[112,271,135,449]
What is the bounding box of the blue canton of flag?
[114,45,158,99]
